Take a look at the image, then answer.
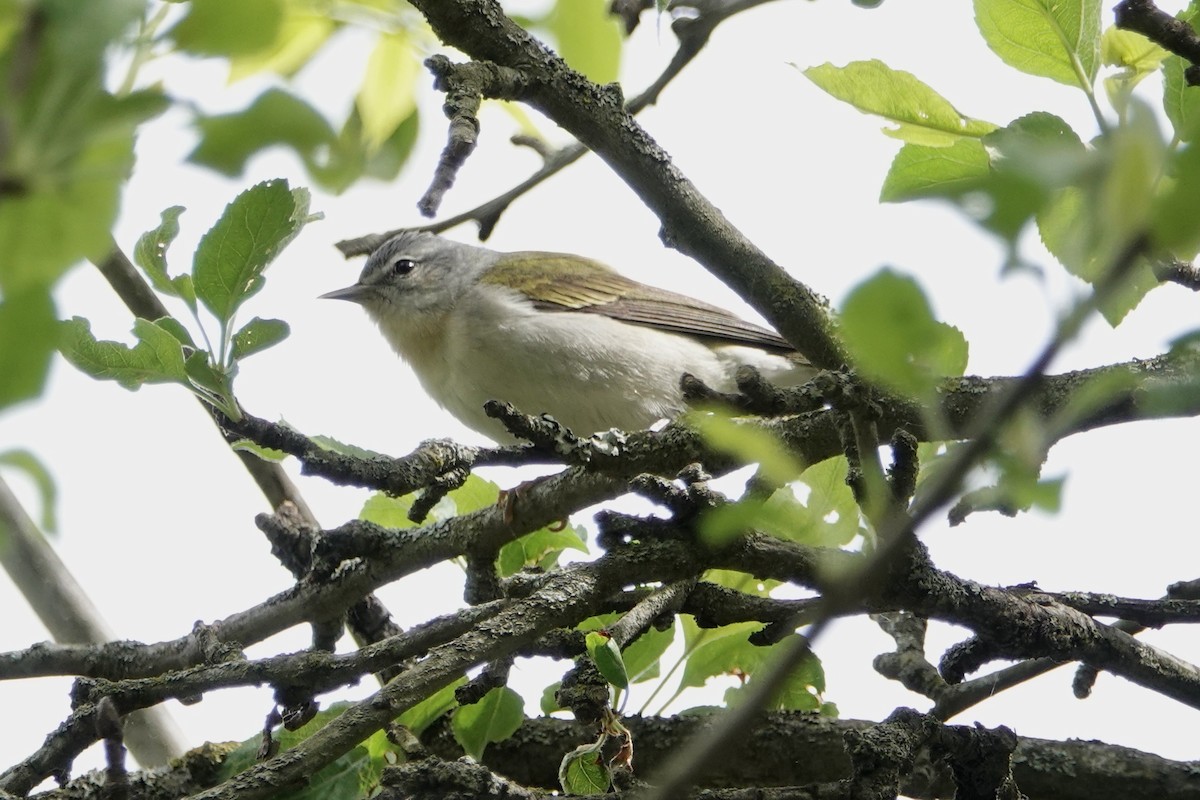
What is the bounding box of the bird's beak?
[320,284,370,304]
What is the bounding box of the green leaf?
[1162,4,1200,142]
[885,114,1085,254]
[701,457,859,548]
[559,739,610,795]
[798,457,862,546]
[304,105,420,194]
[689,411,804,486]
[190,89,336,177]
[621,621,675,684]
[679,619,827,712]
[154,317,197,348]
[0,288,58,410]
[132,206,197,311]
[231,317,290,361]
[360,492,423,530]
[0,2,154,295]
[183,351,238,417]
[356,30,420,151]
[678,619,760,691]
[578,614,674,684]
[973,0,1101,89]
[1102,25,1168,110]
[216,704,389,800]
[229,439,287,462]
[678,619,826,711]
[880,138,991,202]
[1037,104,1162,324]
[540,682,563,715]
[1102,27,1168,76]
[804,60,997,146]
[451,686,524,760]
[170,0,284,56]
[1152,137,1200,258]
[192,179,309,325]
[0,133,134,295]
[440,473,501,514]
[723,642,826,712]
[228,9,335,80]
[0,449,58,533]
[397,678,465,735]
[497,522,588,577]
[308,433,385,461]
[586,631,629,690]
[840,270,968,397]
[547,0,622,84]
[359,474,502,530]
[59,317,188,390]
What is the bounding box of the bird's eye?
[392,258,416,277]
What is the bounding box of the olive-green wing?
[483,252,796,353]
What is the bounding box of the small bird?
[322,231,814,441]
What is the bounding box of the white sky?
[3,0,1200,784]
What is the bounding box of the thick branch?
[407,0,845,370]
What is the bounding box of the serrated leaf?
[192,179,308,325]
[974,0,1101,89]
[885,114,1085,252]
[169,0,284,56]
[59,317,188,390]
[840,270,968,397]
[0,449,58,533]
[805,60,996,146]
[451,686,524,760]
[231,317,290,361]
[547,0,622,84]
[356,30,420,151]
[0,288,57,409]
[881,139,991,202]
[586,631,628,689]
[190,89,335,178]
[559,740,610,795]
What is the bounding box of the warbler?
[322,231,813,440]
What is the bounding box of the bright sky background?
[3,0,1200,783]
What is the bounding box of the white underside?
[373,288,809,441]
